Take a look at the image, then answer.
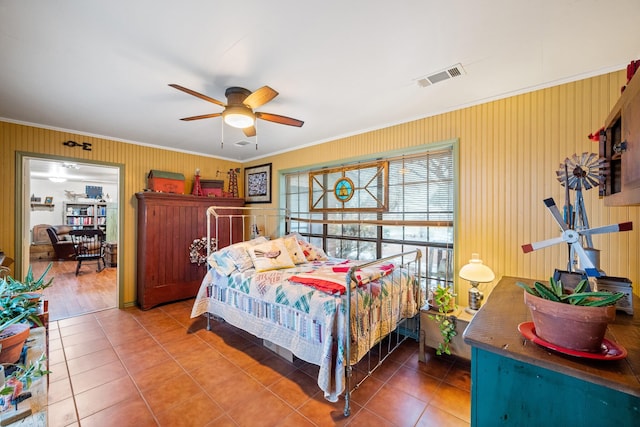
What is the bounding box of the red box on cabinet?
[201,179,224,197]
[147,170,185,194]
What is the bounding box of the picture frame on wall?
[44,196,53,204]
[244,163,272,204]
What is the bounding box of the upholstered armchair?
[46,225,76,260]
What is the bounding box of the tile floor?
[46,299,471,426]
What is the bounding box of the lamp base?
[465,306,479,315]
[468,285,484,312]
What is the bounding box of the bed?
[190,206,423,416]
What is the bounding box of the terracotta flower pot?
[524,291,616,352]
[0,323,31,364]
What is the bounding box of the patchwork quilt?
[191,259,419,402]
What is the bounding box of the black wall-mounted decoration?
[63,140,92,151]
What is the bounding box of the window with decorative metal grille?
[284,147,455,299]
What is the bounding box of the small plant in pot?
[428,284,458,356]
[517,277,624,353]
[0,353,50,407]
[3,263,53,302]
[0,294,42,364]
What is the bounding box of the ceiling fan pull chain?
[221,122,224,149]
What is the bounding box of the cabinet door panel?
[135,193,244,309]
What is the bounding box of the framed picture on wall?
[244,163,272,204]
[44,196,53,204]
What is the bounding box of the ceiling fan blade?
[580,222,633,236]
[543,198,569,231]
[243,126,257,137]
[169,84,226,107]
[256,112,304,127]
[244,86,278,109]
[180,113,222,121]
[521,236,566,253]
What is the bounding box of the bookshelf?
[63,201,107,230]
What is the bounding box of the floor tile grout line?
[50,319,83,427]
[161,306,443,426]
[154,306,324,426]
[58,303,468,426]
[91,310,165,426]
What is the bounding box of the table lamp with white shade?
[459,253,495,314]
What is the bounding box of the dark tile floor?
[46,299,471,426]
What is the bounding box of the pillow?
[211,236,269,274]
[287,233,328,261]
[281,236,307,264]
[225,236,269,272]
[210,251,237,276]
[248,239,295,272]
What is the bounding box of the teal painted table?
[463,276,640,426]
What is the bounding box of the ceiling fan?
[169,84,304,137]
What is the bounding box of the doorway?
[20,155,122,321]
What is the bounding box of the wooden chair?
[69,229,106,276]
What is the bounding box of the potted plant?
[517,277,624,352]
[428,284,458,356]
[4,263,53,302]
[0,353,50,407]
[0,294,42,364]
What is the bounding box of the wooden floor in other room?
[31,259,117,321]
[46,298,471,426]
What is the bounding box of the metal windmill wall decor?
[521,153,633,277]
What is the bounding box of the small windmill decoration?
[522,152,633,277]
[227,168,240,198]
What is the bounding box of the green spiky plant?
[516,277,624,306]
[0,353,50,397]
[428,285,457,356]
[3,263,53,294]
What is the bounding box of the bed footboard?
[343,249,422,416]
[196,206,424,418]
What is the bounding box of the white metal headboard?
[206,206,290,255]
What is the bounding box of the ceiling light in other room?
[223,106,255,128]
[49,177,67,183]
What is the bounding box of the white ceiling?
[29,159,118,184]
[1,1,639,162]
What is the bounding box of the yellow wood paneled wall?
[246,70,640,299]
[0,122,241,305]
[2,70,638,309]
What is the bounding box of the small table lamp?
[459,253,495,314]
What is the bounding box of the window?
[284,147,455,299]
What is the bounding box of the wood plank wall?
[0,123,241,305]
[2,70,638,307]
[246,70,640,299]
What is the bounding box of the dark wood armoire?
[135,192,244,310]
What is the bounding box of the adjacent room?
[0,2,638,426]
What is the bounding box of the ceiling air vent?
[416,63,466,88]
[234,140,251,147]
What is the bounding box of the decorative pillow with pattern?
[281,236,307,264]
[248,239,295,272]
[225,236,269,272]
[287,233,328,261]
[209,251,237,276]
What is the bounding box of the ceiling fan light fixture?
[223,106,255,128]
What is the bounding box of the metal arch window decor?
[309,161,389,212]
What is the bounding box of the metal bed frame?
[202,206,423,416]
